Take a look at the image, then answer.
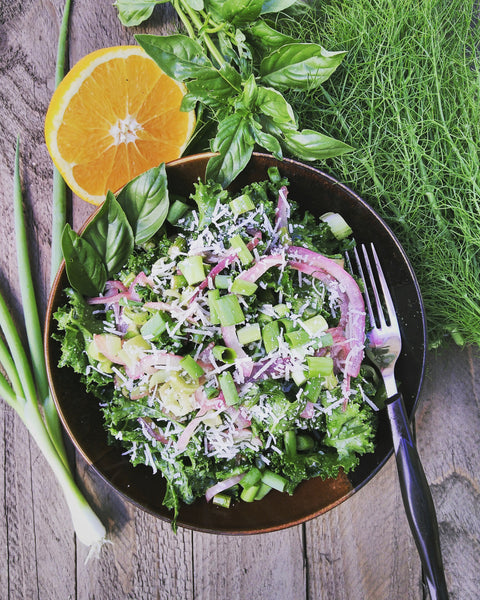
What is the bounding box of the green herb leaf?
[260,43,346,91]
[114,0,168,27]
[61,224,107,296]
[246,20,296,52]
[282,128,353,161]
[220,0,264,25]
[116,164,169,245]
[82,191,134,277]
[261,0,298,13]
[186,64,242,108]
[256,86,296,125]
[206,112,254,187]
[135,34,211,81]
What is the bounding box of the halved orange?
[45,46,195,205]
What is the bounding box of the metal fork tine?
[352,246,376,328]
[361,244,387,329]
[369,243,400,330]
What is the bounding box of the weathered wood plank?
[305,455,422,600]
[416,346,480,599]
[192,527,306,600]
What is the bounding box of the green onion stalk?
[0,0,107,557]
[0,138,107,556]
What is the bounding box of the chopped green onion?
[214,274,231,289]
[229,193,255,216]
[140,312,167,340]
[204,384,220,399]
[230,277,258,296]
[261,469,287,492]
[212,345,237,363]
[237,323,262,345]
[230,234,253,265]
[240,485,260,502]
[214,294,245,326]
[285,328,310,348]
[278,318,295,333]
[254,482,272,501]
[284,430,297,457]
[306,356,334,378]
[268,166,281,184]
[207,289,221,325]
[218,371,240,405]
[320,212,353,240]
[304,378,323,402]
[273,303,289,317]
[167,235,186,257]
[167,198,190,224]
[291,368,307,386]
[301,314,328,337]
[178,255,206,285]
[318,333,334,347]
[240,467,262,488]
[171,274,187,289]
[212,493,232,508]
[262,320,280,353]
[180,354,205,378]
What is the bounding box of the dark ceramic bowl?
[45,152,426,534]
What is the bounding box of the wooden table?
[1,2,479,598]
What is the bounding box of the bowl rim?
[44,151,427,534]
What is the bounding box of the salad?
[54,165,381,527]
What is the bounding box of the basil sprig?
[115,0,352,187]
[61,165,169,296]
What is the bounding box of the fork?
[352,243,449,600]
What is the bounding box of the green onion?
[214,294,245,326]
[320,212,353,240]
[207,289,221,325]
[304,378,323,402]
[212,493,232,508]
[284,430,297,457]
[214,274,231,289]
[229,193,255,216]
[237,323,262,345]
[240,467,262,488]
[212,345,237,363]
[285,328,310,348]
[307,356,334,378]
[230,235,253,265]
[301,315,328,337]
[261,320,280,353]
[273,303,289,317]
[171,274,187,289]
[140,311,168,339]
[230,277,258,296]
[180,354,205,378]
[254,482,272,500]
[240,485,260,502]
[261,469,288,493]
[178,255,206,285]
[2,136,107,555]
[218,371,240,405]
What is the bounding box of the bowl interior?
[45,153,426,534]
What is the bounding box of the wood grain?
[1,1,479,599]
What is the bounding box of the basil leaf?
[136,34,211,81]
[221,0,264,25]
[82,191,134,277]
[261,0,298,13]
[283,129,353,161]
[186,65,242,108]
[260,43,346,91]
[206,112,254,187]
[256,86,296,125]
[114,0,168,27]
[61,224,107,297]
[251,118,283,159]
[246,20,296,52]
[116,164,169,245]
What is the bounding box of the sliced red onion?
[205,473,245,503]
[138,417,168,444]
[221,325,254,379]
[236,254,285,283]
[287,246,365,378]
[300,401,315,419]
[274,185,290,234]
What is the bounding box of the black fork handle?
[386,393,449,600]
